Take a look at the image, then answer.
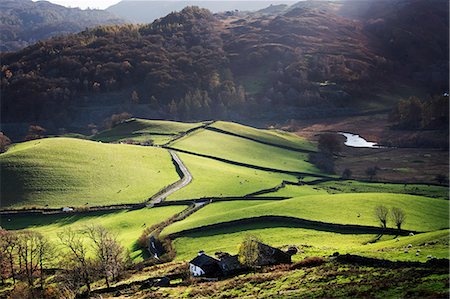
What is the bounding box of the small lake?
[338,132,382,148]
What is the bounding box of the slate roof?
[190,253,221,276]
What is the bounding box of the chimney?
[198,250,205,256]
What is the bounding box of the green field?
[0,206,186,261]
[172,223,449,262]
[261,180,449,199]
[163,193,449,235]
[0,138,179,208]
[1,118,448,274]
[315,180,449,199]
[256,184,330,197]
[210,121,317,151]
[172,223,379,261]
[166,153,297,200]
[92,118,204,144]
[170,129,321,174]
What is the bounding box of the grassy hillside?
[0,206,186,261]
[166,152,297,200]
[92,118,204,144]
[353,229,450,261]
[170,129,321,174]
[262,181,449,199]
[210,121,316,151]
[163,193,449,235]
[173,223,378,261]
[0,138,179,208]
[173,224,449,262]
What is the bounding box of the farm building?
[189,243,296,278]
[217,252,246,276]
[189,251,221,277]
[251,241,295,266]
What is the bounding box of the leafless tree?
[17,231,50,288]
[0,230,19,284]
[391,207,406,230]
[365,166,379,181]
[84,225,126,288]
[341,168,352,179]
[58,229,93,295]
[375,205,389,228]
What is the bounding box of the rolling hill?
[92,118,205,144]
[0,137,179,208]
[107,0,296,23]
[0,0,124,52]
[0,118,448,298]
[162,193,449,235]
[169,128,320,174]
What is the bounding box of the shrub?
[291,257,326,269]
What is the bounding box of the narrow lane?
[146,150,192,206]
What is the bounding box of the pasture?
[166,152,297,200]
[92,118,204,144]
[170,129,321,174]
[210,121,317,151]
[0,205,186,261]
[0,138,179,208]
[163,193,449,235]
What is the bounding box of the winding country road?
[146,150,192,206]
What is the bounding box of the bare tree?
[0,230,12,285]
[1,230,18,284]
[375,205,389,228]
[391,207,406,230]
[435,174,448,185]
[84,225,126,288]
[365,166,379,181]
[17,231,50,288]
[36,234,52,290]
[58,229,93,295]
[341,168,352,179]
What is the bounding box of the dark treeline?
[1,3,448,132]
[390,95,449,130]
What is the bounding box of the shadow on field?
[169,216,415,239]
[0,210,123,230]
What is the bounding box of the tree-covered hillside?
[0,2,448,137]
[0,0,123,52]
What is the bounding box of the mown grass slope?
[0,138,179,208]
[92,118,204,144]
[0,206,186,261]
[166,153,298,200]
[210,121,316,151]
[163,193,449,235]
[170,129,321,174]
